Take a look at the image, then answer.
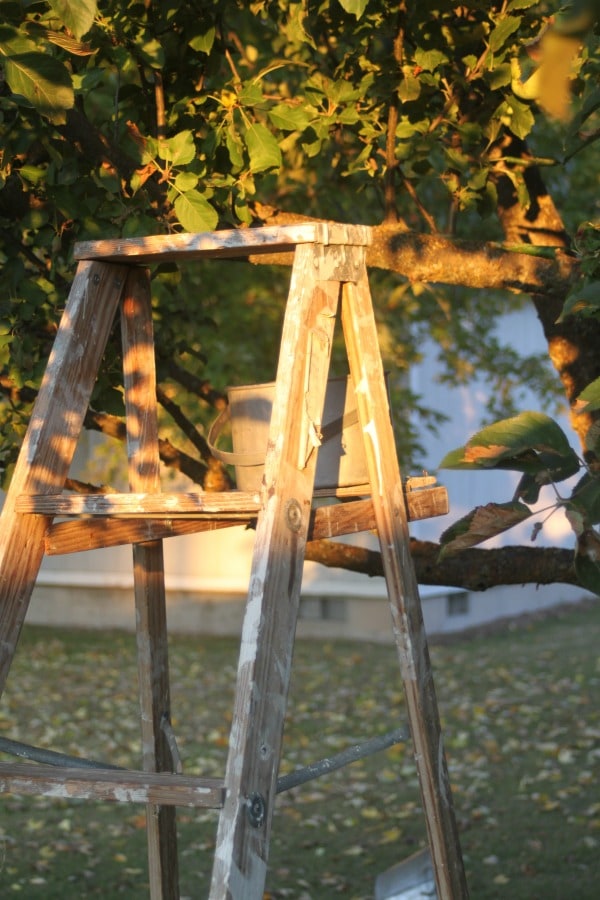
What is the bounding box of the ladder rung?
[19,486,447,523]
[39,490,447,556]
[0,761,224,808]
[15,491,261,518]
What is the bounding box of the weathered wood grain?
[0,762,224,808]
[74,223,372,264]
[16,491,262,516]
[209,243,355,899]
[341,271,468,899]
[34,486,447,555]
[121,267,179,899]
[0,261,128,694]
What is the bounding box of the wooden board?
[0,261,128,694]
[74,223,372,265]
[16,491,262,516]
[209,242,365,898]
[341,270,469,899]
[0,762,224,808]
[34,486,447,555]
[121,267,179,899]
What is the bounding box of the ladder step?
[0,761,224,808]
[73,223,371,265]
[37,490,447,555]
[16,491,262,518]
[19,485,447,523]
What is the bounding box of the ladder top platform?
[74,222,372,265]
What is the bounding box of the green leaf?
[174,190,218,232]
[226,126,244,168]
[173,171,198,192]
[574,553,600,595]
[47,0,97,40]
[188,27,216,54]
[484,63,512,90]
[506,97,535,140]
[569,473,600,525]
[3,52,73,116]
[583,419,600,457]
[0,25,38,55]
[414,48,448,72]
[268,103,311,132]
[302,135,323,158]
[574,529,600,595]
[159,131,196,166]
[440,411,580,503]
[239,81,264,107]
[489,15,522,52]
[573,375,600,415]
[245,123,281,172]
[337,0,368,20]
[398,72,421,103]
[507,0,539,8]
[559,279,600,321]
[440,412,578,470]
[440,501,532,554]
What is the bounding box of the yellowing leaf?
[440,501,532,553]
[464,443,509,463]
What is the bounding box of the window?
[299,596,347,622]
[447,592,470,617]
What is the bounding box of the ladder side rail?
[340,270,469,900]
[121,268,179,899]
[209,242,365,899]
[0,261,128,694]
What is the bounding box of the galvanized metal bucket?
[375,848,437,899]
[208,375,370,493]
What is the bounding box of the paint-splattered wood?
[0,261,128,695]
[341,271,469,900]
[209,242,364,899]
[16,491,262,516]
[121,267,179,900]
[41,487,448,555]
[0,762,224,808]
[74,223,371,264]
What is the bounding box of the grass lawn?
[0,601,598,898]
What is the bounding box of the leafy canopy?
[1,0,600,589]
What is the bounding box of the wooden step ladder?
[0,222,468,899]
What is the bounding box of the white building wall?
[10,305,593,641]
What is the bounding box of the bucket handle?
[207,405,359,468]
[207,406,264,467]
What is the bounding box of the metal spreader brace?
[0,223,468,898]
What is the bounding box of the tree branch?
[162,359,228,410]
[304,538,579,591]
[82,408,210,485]
[156,385,212,460]
[250,206,577,296]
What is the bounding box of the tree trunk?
[494,138,600,454]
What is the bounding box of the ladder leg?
[209,242,364,899]
[341,270,469,900]
[121,268,179,899]
[0,261,128,695]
